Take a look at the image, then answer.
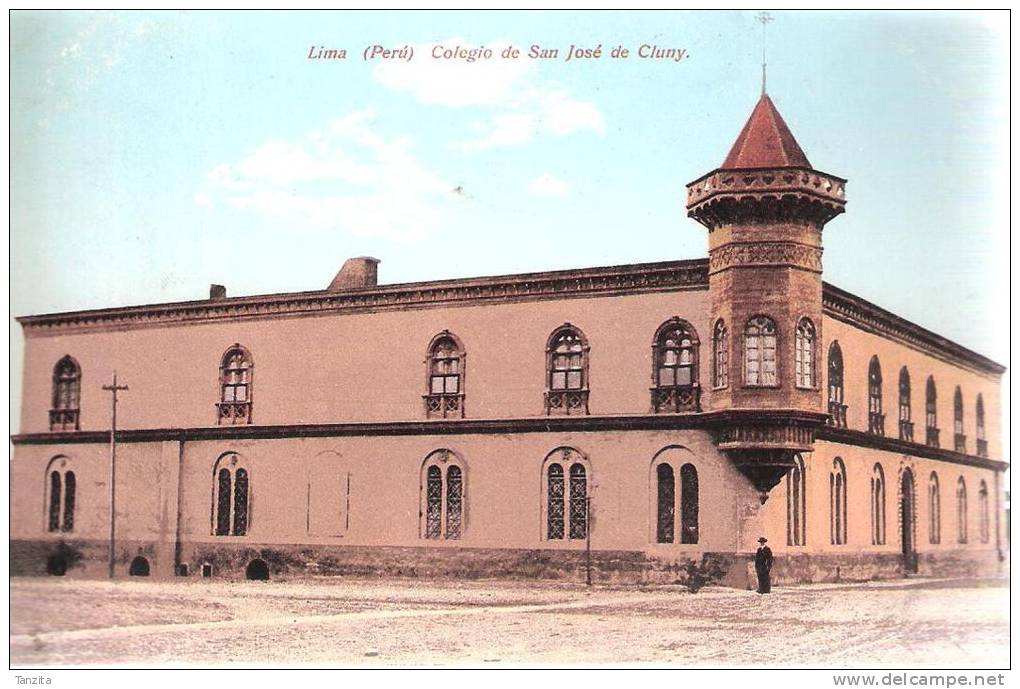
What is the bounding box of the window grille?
[651,319,700,412]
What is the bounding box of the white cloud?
[373,38,605,151]
[529,173,570,198]
[200,111,453,242]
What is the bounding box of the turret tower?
[687,93,846,498]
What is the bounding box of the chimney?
[209,284,227,300]
[328,257,380,291]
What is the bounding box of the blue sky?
[9,10,1009,433]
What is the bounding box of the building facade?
[10,94,1007,587]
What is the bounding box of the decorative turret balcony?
[687,167,847,229]
[925,427,940,448]
[954,433,967,454]
[976,439,988,457]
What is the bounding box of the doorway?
[901,469,918,574]
[129,556,151,577]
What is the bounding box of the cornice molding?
[11,412,1006,472]
[821,283,1005,377]
[816,426,1006,472]
[17,260,709,336]
[15,258,1005,378]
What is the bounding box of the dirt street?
[9,576,1008,667]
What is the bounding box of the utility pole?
[585,493,593,586]
[103,372,129,579]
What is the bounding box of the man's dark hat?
[758,537,768,543]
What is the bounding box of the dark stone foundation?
[10,539,1004,588]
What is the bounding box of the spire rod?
[757,11,774,95]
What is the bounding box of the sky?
[8,10,1010,436]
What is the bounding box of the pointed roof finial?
[757,11,774,95]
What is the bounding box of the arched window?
[50,356,81,431]
[545,325,589,415]
[425,332,465,419]
[978,480,989,544]
[925,377,939,447]
[928,472,941,544]
[744,316,777,387]
[795,318,816,389]
[712,319,729,389]
[421,450,464,540]
[953,387,966,453]
[213,453,249,536]
[680,464,699,544]
[786,454,806,546]
[46,456,76,533]
[976,395,987,457]
[655,463,675,544]
[651,448,699,545]
[827,342,846,428]
[830,457,847,545]
[867,356,884,435]
[218,345,253,425]
[870,464,886,545]
[651,318,700,413]
[543,448,588,540]
[899,367,913,441]
[956,477,967,544]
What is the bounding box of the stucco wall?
[822,316,1001,458]
[20,289,712,433]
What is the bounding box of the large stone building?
[10,93,1007,587]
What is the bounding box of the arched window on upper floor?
[953,386,966,453]
[424,332,465,419]
[545,325,589,415]
[213,453,249,536]
[899,367,913,442]
[956,477,967,544]
[543,447,589,540]
[830,457,847,545]
[795,318,816,389]
[868,356,884,435]
[786,454,806,547]
[827,342,846,428]
[50,356,81,431]
[744,316,777,387]
[976,394,987,457]
[421,449,464,540]
[651,318,700,413]
[712,319,729,389]
[870,463,886,545]
[925,377,939,448]
[928,472,941,545]
[46,456,76,533]
[218,345,253,425]
[978,480,989,544]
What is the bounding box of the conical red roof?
[722,94,811,169]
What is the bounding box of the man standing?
[755,536,774,594]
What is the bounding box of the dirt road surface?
[9,576,1008,667]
